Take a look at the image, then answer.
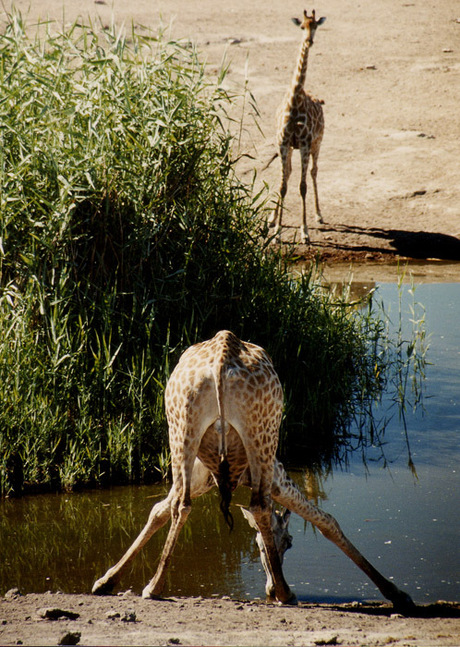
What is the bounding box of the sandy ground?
[3,0,460,275]
[1,589,459,647]
[1,0,460,645]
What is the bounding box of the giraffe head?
[292,9,326,46]
[241,506,293,599]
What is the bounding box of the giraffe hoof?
[92,578,115,595]
[299,226,310,244]
[278,592,298,606]
[392,590,417,615]
[142,584,167,600]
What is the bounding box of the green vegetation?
[0,13,425,496]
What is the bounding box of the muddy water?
[1,279,459,605]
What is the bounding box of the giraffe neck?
[291,38,311,95]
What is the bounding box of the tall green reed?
[0,12,426,496]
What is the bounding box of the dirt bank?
[4,0,460,276]
[1,590,459,647]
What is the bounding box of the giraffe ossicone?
[268,8,326,244]
[92,330,415,613]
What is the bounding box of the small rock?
[121,610,136,623]
[168,639,181,645]
[39,608,80,621]
[314,637,340,646]
[120,589,136,599]
[58,631,81,646]
[5,588,21,600]
[105,610,120,620]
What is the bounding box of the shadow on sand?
[313,224,460,261]
[318,601,460,619]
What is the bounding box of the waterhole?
[1,279,459,604]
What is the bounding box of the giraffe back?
[277,90,324,151]
[164,330,283,488]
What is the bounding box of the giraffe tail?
[214,362,234,531]
[218,459,234,531]
[262,151,279,171]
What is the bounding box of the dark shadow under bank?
[290,222,460,264]
[315,600,460,619]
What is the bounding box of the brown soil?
[1,590,459,647]
[1,1,460,645]
[5,0,460,282]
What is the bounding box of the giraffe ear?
[281,509,291,528]
[317,17,326,26]
[291,17,302,27]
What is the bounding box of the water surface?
[1,282,459,604]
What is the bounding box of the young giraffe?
[92,330,415,613]
[268,9,326,244]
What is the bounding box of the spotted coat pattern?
[92,331,416,612]
[269,9,326,244]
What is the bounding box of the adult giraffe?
[93,331,415,613]
[268,9,325,243]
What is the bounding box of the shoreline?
[1,590,459,647]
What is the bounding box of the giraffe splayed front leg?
[271,459,416,614]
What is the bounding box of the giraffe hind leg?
[299,146,310,243]
[143,484,191,598]
[269,147,292,242]
[310,144,324,224]
[92,491,174,595]
[142,453,197,599]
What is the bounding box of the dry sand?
[1,589,459,647]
